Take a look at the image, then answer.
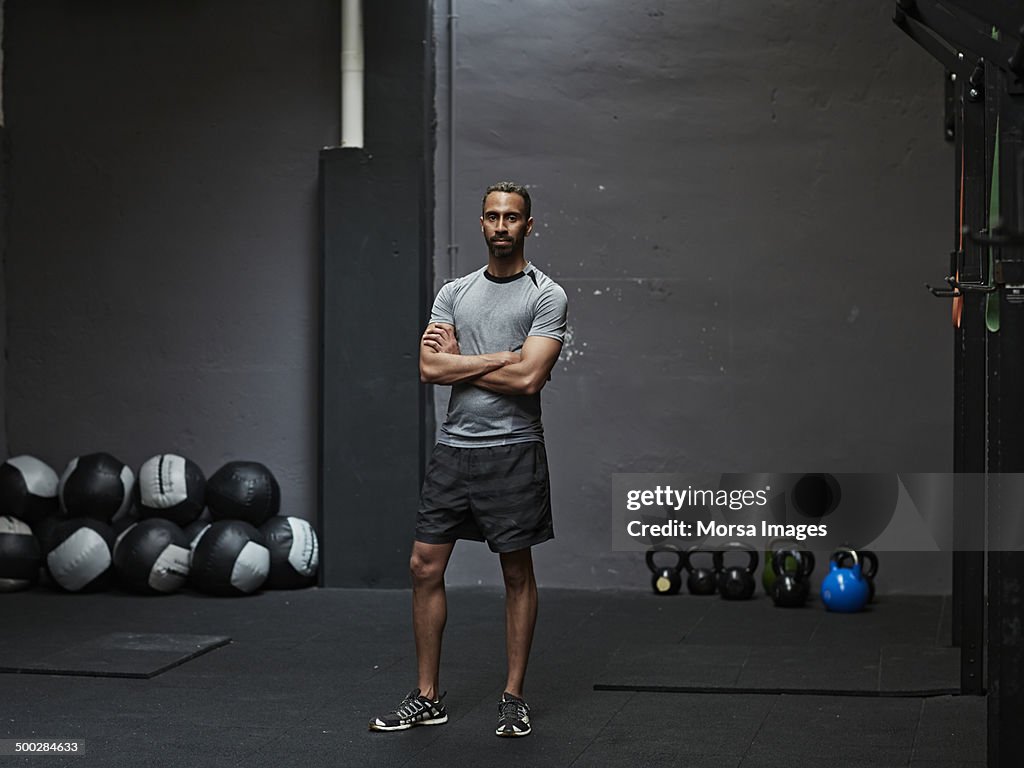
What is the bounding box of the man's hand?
[419,322,516,384]
[472,336,561,396]
[422,323,460,355]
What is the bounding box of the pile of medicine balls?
[0,453,320,596]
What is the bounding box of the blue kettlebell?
[833,547,879,603]
[820,548,870,613]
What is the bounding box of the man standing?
[369,181,567,737]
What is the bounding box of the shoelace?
[499,699,527,721]
[397,696,428,719]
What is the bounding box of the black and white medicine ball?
[184,519,212,554]
[136,454,206,526]
[0,455,59,526]
[0,515,42,592]
[190,520,269,596]
[31,516,63,555]
[259,516,320,589]
[206,462,280,526]
[113,519,191,595]
[45,518,115,592]
[112,506,140,540]
[31,517,63,588]
[59,453,135,523]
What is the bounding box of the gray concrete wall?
[2,0,958,592]
[0,122,6,461]
[434,1,955,591]
[1,1,7,459]
[3,0,338,516]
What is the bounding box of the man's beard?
[488,237,517,258]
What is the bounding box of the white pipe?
[340,0,364,148]
[447,0,458,277]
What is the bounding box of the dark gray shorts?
[416,441,554,553]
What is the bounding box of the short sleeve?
[528,283,568,342]
[429,282,455,326]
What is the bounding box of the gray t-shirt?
[430,263,568,447]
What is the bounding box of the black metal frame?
[894,2,1024,764]
[985,61,1024,768]
[952,58,987,696]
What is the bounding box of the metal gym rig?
[894,1,1024,764]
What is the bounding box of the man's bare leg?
[499,547,538,698]
[410,540,455,701]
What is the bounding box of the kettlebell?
[712,542,759,600]
[762,537,802,595]
[770,548,814,608]
[860,549,879,602]
[681,546,717,596]
[820,548,870,613]
[645,546,684,595]
[834,547,879,602]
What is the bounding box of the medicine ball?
[59,453,135,523]
[113,519,191,595]
[184,519,212,554]
[0,515,42,591]
[31,516,63,588]
[206,462,280,526]
[31,515,62,554]
[45,518,115,592]
[136,454,206,526]
[260,516,320,589]
[190,520,269,596]
[112,506,140,540]
[0,456,59,526]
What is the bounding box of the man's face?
[481,191,533,259]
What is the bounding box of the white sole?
[496,728,531,737]
[369,715,448,732]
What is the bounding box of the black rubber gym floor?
[1,588,984,767]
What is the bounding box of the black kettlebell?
[645,546,684,595]
[771,548,814,608]
[834,547,879,602]
[713,543,759,600]
[763,536,801,595]
[681,546,717,596]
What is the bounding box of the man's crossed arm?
[419,323,562,396]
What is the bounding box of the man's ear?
[526,216,534,237]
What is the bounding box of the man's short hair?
[483,181,531,220]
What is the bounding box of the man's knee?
[410,548,446,586]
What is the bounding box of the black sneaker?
[495,692,531,737]
[368,689,448,732]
